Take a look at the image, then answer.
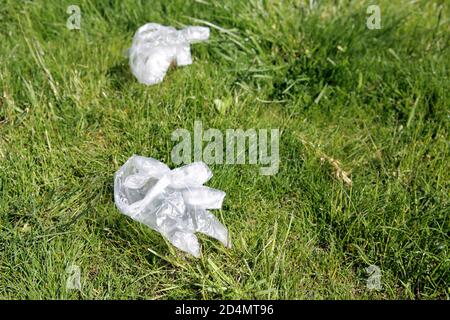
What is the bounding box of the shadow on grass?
[106,62,134,90]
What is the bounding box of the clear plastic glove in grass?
[114,155,229,257]
[128,23,210,85]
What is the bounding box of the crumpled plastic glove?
[128,23,210,85]
[114,155,230,257]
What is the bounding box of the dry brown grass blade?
[296,133,353,187]
[321,156,353,187]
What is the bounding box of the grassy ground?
[0,0,449,299]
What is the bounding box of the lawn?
[0,0,448,299]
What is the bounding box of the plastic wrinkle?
[114,155,230,257]
[128,23,210,85]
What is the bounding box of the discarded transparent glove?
[114,155,230,257]
[128,23,210,85]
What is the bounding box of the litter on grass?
[114,155,230,257]
[128,23,210,85]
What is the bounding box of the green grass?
[0,0,449,299]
